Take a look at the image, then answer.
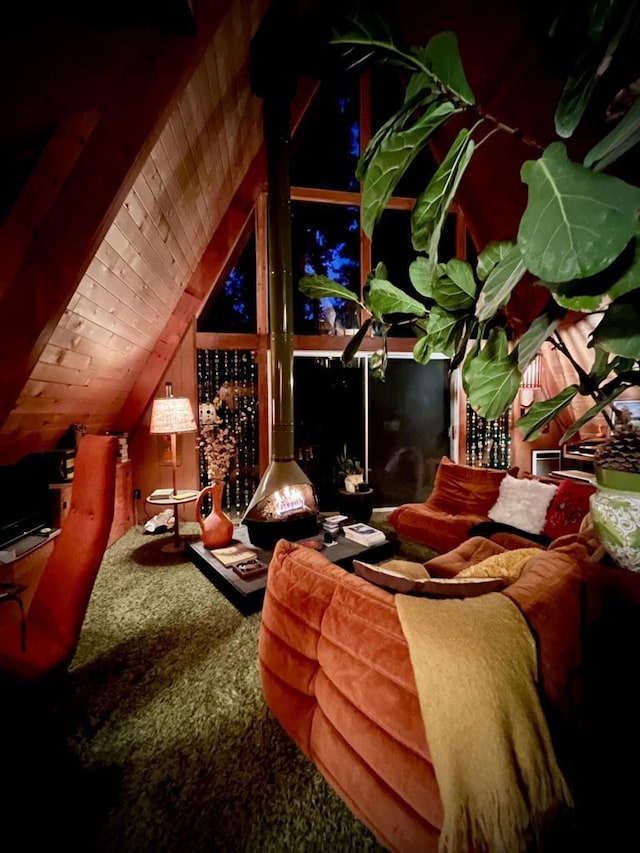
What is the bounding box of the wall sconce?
[519,354,542,415]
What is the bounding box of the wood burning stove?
[244,11,319,548]
[243,460,319,548]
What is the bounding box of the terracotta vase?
[196,482,234,549]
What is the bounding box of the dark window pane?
[368,358,450,506]
[291,76,360,191]
[293,356,364,509]
[197,235,257,332]
[292,201,360,334]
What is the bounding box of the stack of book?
[322,514,347,535]
[342,522,386,547]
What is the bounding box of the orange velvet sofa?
[387,457,595,554]
[259,536,597,852]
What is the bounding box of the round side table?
[337,487,374,523]
[145,491,198,552]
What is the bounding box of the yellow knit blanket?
[396,592,573,853]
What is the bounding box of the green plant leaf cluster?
[299,1,640,444]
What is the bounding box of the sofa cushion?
[502,543,589,724]
[542,478,596,539]
[353,558,507,596]
[387,503,490,554]
[457,547,542,580]
[488,474,557,535]
[428,457,511,516]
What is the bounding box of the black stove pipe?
[243,1,317,532]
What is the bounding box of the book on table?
[150,488,174,499]
[209,541,258,567]
[342,522,386,547]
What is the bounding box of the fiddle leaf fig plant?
[298,0,640,446]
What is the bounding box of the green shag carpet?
[4,522,407,853]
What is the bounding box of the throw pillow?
[542,478,597,539]
[457,548,541,580]
[353,558,430,593]
[488,475,557,535]
[353,559,507,596]
[428,456,516,516]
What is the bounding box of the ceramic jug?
[196,482,234,549]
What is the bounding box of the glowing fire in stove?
[259,483,316,521]
[273,485,306,517]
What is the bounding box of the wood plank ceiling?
[0,0,276,464]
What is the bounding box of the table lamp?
[149,382,197,496]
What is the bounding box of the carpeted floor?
[4,521,416,853]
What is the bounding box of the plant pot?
[344,473,364,493]
[590,467,640,572]
[196,482,234,549]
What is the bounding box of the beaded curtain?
[197,350,259,517]
[465,404,512,469]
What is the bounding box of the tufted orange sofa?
[387,457,596,555]
[387,457,515,553]
[259,537,597,852]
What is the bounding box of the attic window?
[198,234,257,333]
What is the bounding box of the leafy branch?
[299,0,640,443]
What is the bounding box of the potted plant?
[298,2,640,449]
[589,406,640,570]
[335,444,365,492]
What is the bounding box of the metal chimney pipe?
[242,1,318,536]
[264,88,295,462]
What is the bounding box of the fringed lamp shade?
[149,396,197,435]
[149,382,197,496]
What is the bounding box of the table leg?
[161,504,184,554]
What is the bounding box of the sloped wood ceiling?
[0,0,607,466]
[0,0,274,464]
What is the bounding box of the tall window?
[197,69,465,512]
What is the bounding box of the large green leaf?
[539,278,613,312]
[516,309,562,371]
[463,328,521,421]
[584,99,640,170]
[518,142,640,283]
[413,32,475,105]
[516,386,580,442]
[341,318,372,366]
[607,231,640,302]
[298,274,362,304]
[365,278,427,319]
[409,255,436,298]
[412,128,474,251]
[361,100,456,237]
[554,51,601,139]
[558,387,628,445]
[419,305,464,357]
[554,0,632,137]
[432,258,476,311]
[357,89,437,182]
[591,300,640,359]
[475,244,526,321]
[476,241,516,282]
[411,129,475,287]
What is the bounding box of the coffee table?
[186,523,395,615]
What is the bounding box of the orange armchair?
[0,434,117,684]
